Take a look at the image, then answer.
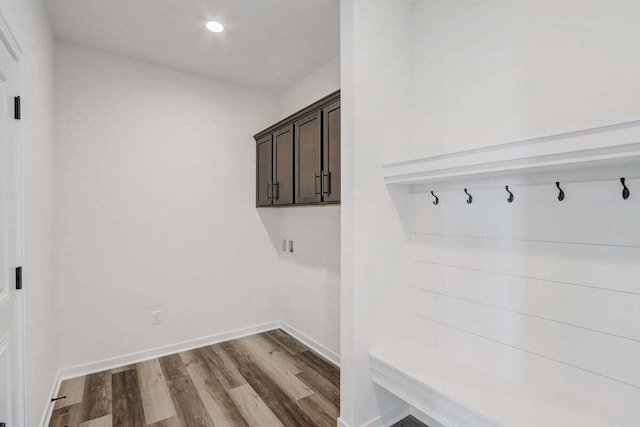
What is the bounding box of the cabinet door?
[273,125,294,205]
[322,100,341,203]
[256,135,273,206]
[294,112,322,204]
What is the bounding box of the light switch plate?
[281,239,287,252]
[288,240,294,253]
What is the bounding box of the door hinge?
[14,96,21,120]
[15,266,22,290]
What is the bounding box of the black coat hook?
[621,177,630,200]
[464,188,473,204]
[430,191,439,205]
[505,185,514,203]
[555,181,565,201]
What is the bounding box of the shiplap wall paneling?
[413,319,640,425]
[412,290,640,387]
[410,261,640,343]
[406,178,640,425]
[410,179,639,247]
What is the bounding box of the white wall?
[342,0,640,425]
[280,56,340,117]
[340,0,414,425]
[275,56,341,359]
[54,43,283,369]
[276,206,341,358]
[405,0,640,163]
[402,2,640,424]
[0,0,57,425]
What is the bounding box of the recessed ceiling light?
[206,21,224,33]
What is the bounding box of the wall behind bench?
[340,0,640,424]
[398,0,640,424]
[407,181,640,424]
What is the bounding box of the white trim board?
[0,9,23,60]
[38,370,61,427]
[43,320,340,426]
[383,119,640,188]
[56,320,338,382]
[279,320,340,366]
[337,403,409,427]
[57,321,282,381]
[1,9,26,427]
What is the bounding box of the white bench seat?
[370,340,620,427]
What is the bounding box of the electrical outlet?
[152,310,162,325]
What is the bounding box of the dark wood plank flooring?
[50,330,340,427]
[391,416,428,427]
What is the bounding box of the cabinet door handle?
[315,173,322,196]
[275,182,280,200]
[323,172,332,196]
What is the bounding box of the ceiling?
[43,0,340,93]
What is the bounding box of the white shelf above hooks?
[382,120,640,192]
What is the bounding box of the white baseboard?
[58,320,282,381]
[38,370,62,427]
[338,404,410,427]
[279,320,340,367]
[43,320,341,426]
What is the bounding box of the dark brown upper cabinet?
[272,125,294,205]
[322,99,341,204]
[254,90,340,207]
[256,134,273,207]
[295,112,322,204]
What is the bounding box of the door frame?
[0,9,26,427]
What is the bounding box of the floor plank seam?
[49,330,340,427]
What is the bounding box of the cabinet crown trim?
[254,90,340,141]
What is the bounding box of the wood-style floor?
[49,329,340,427]
[390,416,427,427]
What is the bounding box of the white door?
[0,15,25,427]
